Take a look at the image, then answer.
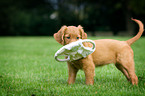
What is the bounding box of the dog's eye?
[76,37,79,39]
[67,37,70,39]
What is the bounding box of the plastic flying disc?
[54,39,96,62]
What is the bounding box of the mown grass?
[0,36,145,96]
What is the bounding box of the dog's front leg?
[67,62,78,84]
[81,58,95,85]
[84,65,95,85]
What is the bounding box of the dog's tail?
[126,18,144,45]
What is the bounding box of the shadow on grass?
[53,78,83,85]
[138,76,145,86]
[50,76,127,85]
[49,74,145,87]
[138,76,145,81]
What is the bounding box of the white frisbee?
[54,39,96,62]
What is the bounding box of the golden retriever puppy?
[54,19,144,85]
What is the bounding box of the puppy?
[54,19,144,85]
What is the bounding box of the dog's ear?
[54,26,67,45]
[78,25,87,39]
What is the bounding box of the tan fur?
[54,19,144,85]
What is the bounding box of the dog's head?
[54,25,87,45]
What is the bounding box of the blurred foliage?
[0,0,145,36]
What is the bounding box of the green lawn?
[0,36,145,96]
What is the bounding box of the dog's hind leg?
[117,48,138,85]
[122,62,138,85]
[115,63,131,82]
[127,65,138,85]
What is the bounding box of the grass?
[0,36,145,96]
